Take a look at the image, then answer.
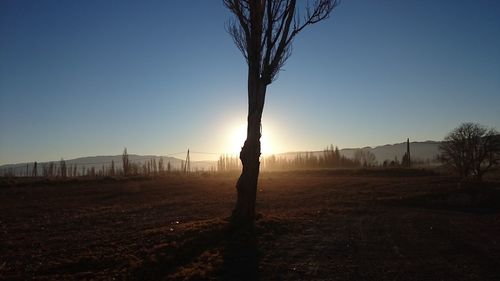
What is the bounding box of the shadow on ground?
[219,225,260,281]
[129,222,224,280]
[130,221,262,280]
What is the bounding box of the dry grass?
[1,170,499,280]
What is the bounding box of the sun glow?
[227,123,275,155]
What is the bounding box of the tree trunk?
[230,78,266,227]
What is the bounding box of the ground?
[1,170,500,280]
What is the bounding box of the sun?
[227,123,275,155]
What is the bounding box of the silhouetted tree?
[122,148,130,176]
[32,161,38,177]
[224,0,337,226]
[334,146,341,167]
[158,157,165,175]
[152,158,157,175]
[406,138,411,168]
[88,166,96,178]
[130,162,140,175]
[4,168,15,177]
[59,158,67,177]
[354,149,377,167]
[47,162,55,177]
[401,152,410,167]
[439,122,500,181]
[218,154,241,172]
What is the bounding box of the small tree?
[122,148,130,176]
[439,122,500,181]
[354,149,377,167]
[158,157,165,175]
[32,161,38,177]
[401,152,410,167]
[59,158,67,177]
[48,162,55,177]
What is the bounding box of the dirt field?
[1,170,500,280]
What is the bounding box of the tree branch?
[225,0,338,84]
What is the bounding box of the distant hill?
[0,140,442,176]
[274,140,441,164]
[341,141,441,163]
[0,155,216,176]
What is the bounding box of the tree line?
[1,148,180,178]
[218,145,384,172]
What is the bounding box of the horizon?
[1,138,442,167]
[1,0,500,165]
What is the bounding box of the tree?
[354,149,377,168]
[48,162,55,177]
[122,148,130,176]
[158,157,165,175]
[439,122,500,181]
[32,161,38,177]
[224,0,337,226]
[110,160,115,176]
[59,158,67,177]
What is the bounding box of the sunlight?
[227,123,275,155]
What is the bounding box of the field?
[1,170,500,280]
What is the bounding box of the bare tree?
[158,157,165,175]
[59,158,67,178]
[122,148,130,176]
[32,161,38,177]
[224,0,338,226]
[354,149,377,168]
[439,122,500,181]
[48,162,55,177]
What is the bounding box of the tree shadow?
[219,224,260,281]
[129,221,260,280]
[129,223,226,280]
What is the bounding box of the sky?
[1,0,499,165]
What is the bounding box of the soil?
[1,170,499,280]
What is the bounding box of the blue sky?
[1,0,499,164]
